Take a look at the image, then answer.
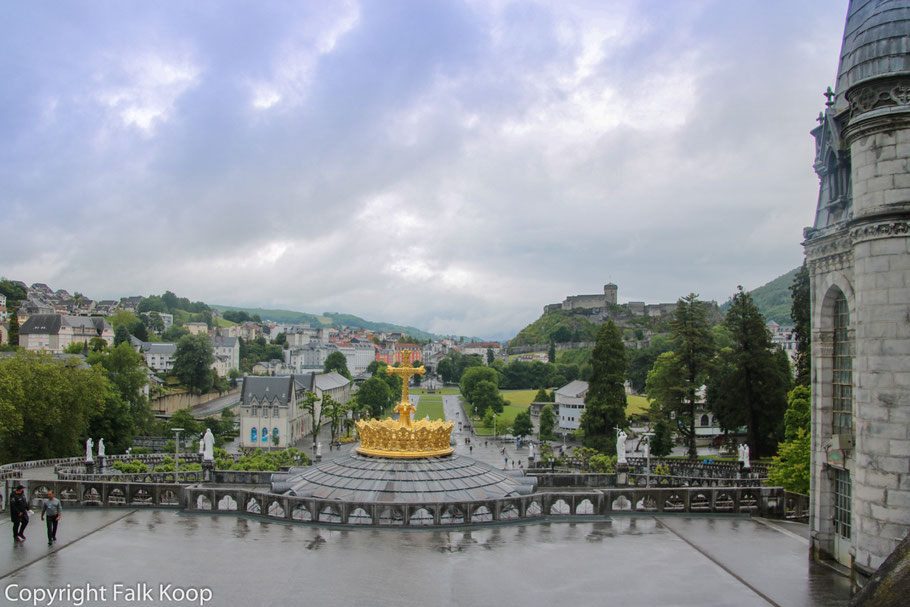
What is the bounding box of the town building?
[184,322,209,336]
[239,374,315,449]
[803,0,910,580]
[211,336,240,372]
[767,321,798,365]
[376,343,422,365]
[554,380,588,432]
[18,314,114,353]
[135,341,178,374]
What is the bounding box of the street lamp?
[172,428,183,479]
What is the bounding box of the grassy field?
[473,404,527,435]
[500,390,538,407]
[414,396,445,420]
[626,394,650,416]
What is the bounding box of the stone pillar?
[616,462,629,487]
[202,460,215,483]
[846,129,910,572]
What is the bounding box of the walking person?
[41,490,62,545]
[9,484,29,542]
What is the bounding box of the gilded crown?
[355,417,455,459]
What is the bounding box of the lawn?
[414,396,445,420]
[500,390,537,407]
[626,395,650,416]
[473,404,527,435]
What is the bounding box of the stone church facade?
[804,0,910,581]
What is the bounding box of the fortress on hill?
[544,283,681,318]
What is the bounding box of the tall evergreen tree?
[579,321,627,454]
[669,294,715,459]
[790,261,811,386]
[547,340,556,364]
[173,334,215,394]
[706,287,789,457]
[8,306,19,346]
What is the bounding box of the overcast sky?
[1,1,848,340]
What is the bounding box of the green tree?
[460,366,501,407]
[533,387,552,402]
[706,287,789,457]
[299,391,322,449]
[548,340,556,364]
[173,334,215,394]
[579,321,627,453]
[323,351,352,379]
[767,428,810,494]
[649,418,674,458]
[355,376,391,418]
[512,410,533,439]
[94,342,153,434]
[0,352,107,463]
[114,324,131,347]
[128,317,148,342]
[322,395,349,442]
[670,293,716,459]
[784,385,811,441]
[486,348,494,365]
[790,261,811,387]
[167,408,205,437]
[539,404,556,440]
[7,307,19,346]
[471,379,504,416]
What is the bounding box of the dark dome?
[271,453,536,503]
[836,0,910,101]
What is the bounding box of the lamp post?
[172,428,183,479]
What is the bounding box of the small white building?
[18,314,114,353]
[554,380,589,432]
[239,374,316,449]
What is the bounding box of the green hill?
[509,311,599,347]
[211,305,455,342]
[721,266,800,325]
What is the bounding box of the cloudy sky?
[1,1,848,339]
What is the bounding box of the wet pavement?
[0,509,852,607]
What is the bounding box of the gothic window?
[834,468,852,539]
[261,427,268,442]
[832,293,853,435]
[251,427,257,443]
[700,414,709,426]
[273,406,279,416]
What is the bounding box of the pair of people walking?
[9,485,61,545]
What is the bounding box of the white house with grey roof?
[18,314,114,353]
[239,374,316,449]
[554,380,589,432]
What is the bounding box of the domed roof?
[835,0,910,103]
[271,453,536,503]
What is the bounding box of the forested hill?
[211,305,455,342]
[721,266,801,325]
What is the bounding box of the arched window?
[273,428,279,441]
[700,414,709,426]
[826,152,839,201]
[832,292,853,435]
[251,427,257,443]
[261,427,268,442]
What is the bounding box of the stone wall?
[150,386,241,415]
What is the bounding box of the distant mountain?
[211,304,470,342]
[721,266,800,325]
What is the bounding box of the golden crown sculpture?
[355,351,454,459]
[355,417,455,459]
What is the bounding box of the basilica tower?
[804,0,910,581]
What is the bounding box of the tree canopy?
[323,351,352,379]
[173,334,215,394]
[706,287,790,456]
[579,321,627,453]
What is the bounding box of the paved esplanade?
[1,510,851,606]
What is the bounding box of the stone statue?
[97,438,105,457]
[199,437,204,455]
[742,444,751,469]
[85,438,94,463]
[528,441,534,459]
[316,442,322,457]
[737,443,745,463]
[616,430,627,464]
[202,428,215,462]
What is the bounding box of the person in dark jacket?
[41,490,62,545]
[9,485,29,542]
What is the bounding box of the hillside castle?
[544,283,681,318]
